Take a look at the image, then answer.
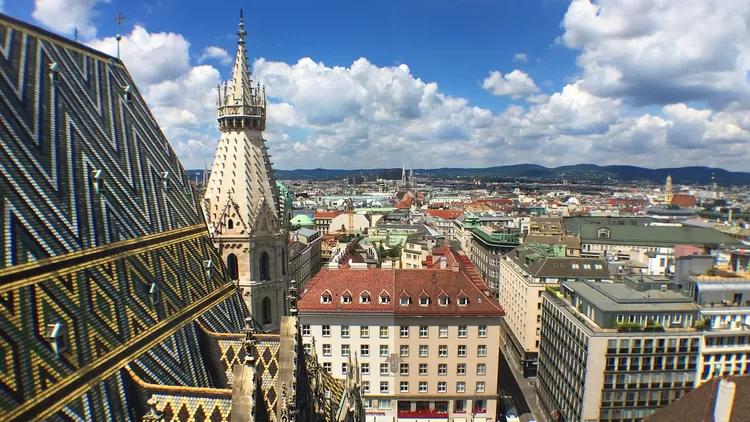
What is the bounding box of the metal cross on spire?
[115,13,125,59]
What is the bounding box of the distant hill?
[187,164,750,185]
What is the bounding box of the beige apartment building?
[499,242,609,377]
[298,266,504,422]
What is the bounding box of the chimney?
[714,378,736,422]
[452,263,460,272]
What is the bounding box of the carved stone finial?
[243,317,257,365]
[288,279,299,316]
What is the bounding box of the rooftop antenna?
[114,13,125,59]
[73,27,78,42]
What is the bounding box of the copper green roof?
[291,214,315,226]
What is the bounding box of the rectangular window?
[400,326,409,338]
[419,382,428,393]
[400,363,409,376]
[304,343,312,354]
[361,363,369,375]
[400,381,409,393]
[400,297,409,306]
[419,345,429,357]
[361,345,369,357]
[457,364,466,375]
[419,363,428,375]
[341,345,350,357]
[362,381,370,394]
[419,326,429,338]
[360,326,369,338]
[458,345,467,357]
[439,345,448,357]
[438,382,447,393]
[400,345,409,357]
[476,382,485,393]
[456,382,466,393]
[477,364,486,375]
[380,325,389,338]
[380,345,389,357]
[439,326,448,338]
[323,362,332,373]
[380,363,389,375]
[302,325,311,336]
[380,381,389,394]
[323,344,331,356]
[478,325,487,337]
[342,363,348,375]
[438,364,447,375]
[458,326,467,338]
[378,399,392,410]
[322,325,331,337]
[477,345,487,357]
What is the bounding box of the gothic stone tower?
[204,10,288,331]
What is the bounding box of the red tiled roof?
[426,209,464,220]
[299,268,394,312]
[473,199,513,206]
[298,268,504,316]
[395,196,414,208]
[314,211,339,219]
[671,194,697,207]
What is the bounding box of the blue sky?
[4,0,750,171]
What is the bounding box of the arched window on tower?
[226,253,239,280]
[260,252,270,281]
[227,219,234,229]
[262,296,272,325]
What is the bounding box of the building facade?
[299,268,505,422]
[289,228,323,290]
[470,226,521,294]
[499,243,609,377]
[203,18,288,330]
[538,281,701,422]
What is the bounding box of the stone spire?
[401,165,407,187]
[204,9,287,330]
[665,174,673,205]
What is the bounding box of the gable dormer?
[360,290,371,304]
[597,227,610,239]
[379,290,391,304]
[457,290,469,306]
[399,289,411,306]
[321,289,333,304]
[341,290,353,304]
[419,289,430,306]
[438,289,449,306]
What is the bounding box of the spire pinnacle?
[237,9,247,44]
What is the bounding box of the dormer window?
[380,294,391,304]
[321,291,332,304]
[439,296,449,306]
[342,291,352,304]
[458,296,468,306]
[45,322,68,357]
[419,296,430,306]
[361,292,371,304]
[400,297,409,306]
[597,227,610,239]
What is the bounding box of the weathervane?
[115,13,125,59]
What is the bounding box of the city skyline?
[4,0,749,171]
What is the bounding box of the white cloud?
[199,46,233,65]
[0,0,4,12]
[513,53,528,62]
[32,0,108,38]
[560,0,750,107]
[526,94,550,104]
[482,70,540,99]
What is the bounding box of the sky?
[3,0,750,171]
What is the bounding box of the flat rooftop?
[564,281,698,313]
